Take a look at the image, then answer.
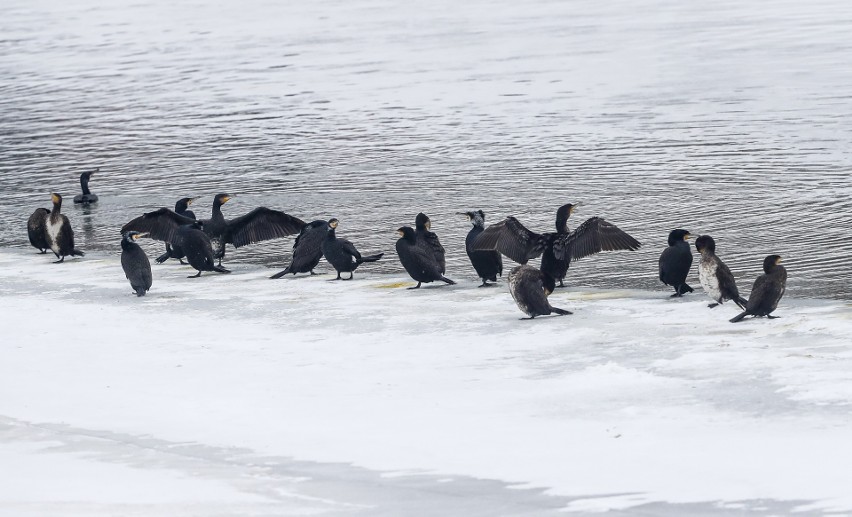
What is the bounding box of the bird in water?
[396,226,456,289]
[45,193,85,263]
[508,265,572,319]
[120,209,230,278]
[474,203,641,287]
[415,212,446,275]
[269,220,327,278]
[695,235,747,309]
[155,197,197,265]
[659,229,694,297]
[461,210,502,287]
[121,231,152,296]
[730,255,787,323]
[27,207,51,253]
[73,169,99,204]
[321,218,383,280]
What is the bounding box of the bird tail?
[440,276,456,285]
[269,267,291,279]
[213,265,231,274]
[734,296,748,310]
[71,249,85,257]
[358,253,384,264]
[134,287,147,297]
[551,307,573,316]
[679,283,694,295]
[155,251,171,264]
[730,311,749,323]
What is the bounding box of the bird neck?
[211,203,225,221]
[121,238,135,250]
[51,199,62,214]
[80,176,91,195]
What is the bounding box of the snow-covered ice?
[1,248,851,515]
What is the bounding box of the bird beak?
[51,193,59,203]
[222,196,232,203]
[188,197,198,205]
[570,203,580,213]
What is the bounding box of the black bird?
[121,231,153,296]
[321,218,383,280]
[45,193,84,263]
[730,255,787,323]
[461,210,502,287]
[120,209,230,278]
[415,212,446,274]
[73,169,99,204]
[659,229,694,297]
[155,197,198,265]
[695,235,747,309]
[27,207,50,253]
[200,193,305,266]
[508,265,572,319]
[474,203,641,287]
[396,226,456,289]
[270,220,327,279]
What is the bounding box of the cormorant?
[396,226,456,289]
[508,265,572,319]
[474,203,641,287]
[120,209,230,278]
[695,235,747,309]
[659,229,694,297]
[73,169,99,204]
[269,220,327,278]
[121,231,152,296]
[461,210,502,287]
[415,212,446,274]
[730,255,787,323]
[200,193,305,265]
[27,207,50,253]
[45,193,84,263]
[321,218,383,280]
[155,197,197,264]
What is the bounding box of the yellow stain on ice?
[374,282,411,289]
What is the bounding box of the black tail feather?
[440,276,456,285]
[551,307,573,316]
[734,296,748,310]
[269,267,291,279]
[358,253,384,263]
[71,249,85,257]
[730,311,749,323]
[213,265,231,274]
[155,251,171,264]
[679,283,694,295]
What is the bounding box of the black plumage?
[120,209,230,278]
[321,219,383,280]
[461,210,502,287]
[27,207,50,253]
[695,235,747,309]
[270,220,327,279]
[45,193,84,263]
[156,197,198,265]
[659,229,694,297]
[415,212,446,274]
[121,231,153,296]
[197,194,306,266]
[73,169,99,204]
[508,265,572,319]
[730,255,787,323]
[474,203,641,287]
[396,226,456,289]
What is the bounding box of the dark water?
[2,0,851,298]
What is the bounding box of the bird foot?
[669,292,682,298]
[478,282,497,288]
[53,258,65,264]
[187,272,202,278]
[767,315,780,319]
[708,303,720,308]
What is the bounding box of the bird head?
[667,229,691,246]
[694,235,716,253]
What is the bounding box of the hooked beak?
[188,197,198,206]
[133,232,150,240]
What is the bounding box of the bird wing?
[226,207,306,248]
[715,259,740,297]
[472,217,545,264]
[423,231,446,272]
[121,208,195,243]
[553,217,642,261]
[339,238,361,260]
[183,209,197,220]
[290,221,326,264]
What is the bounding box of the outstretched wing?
[472,217,546,264]
[553,217,641,261]
[226,207,306,248]
[120,208,195,243]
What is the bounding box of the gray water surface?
[2,0,851,298]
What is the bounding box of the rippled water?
[2,0,851,298]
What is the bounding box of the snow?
[1,248,851,515]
